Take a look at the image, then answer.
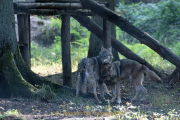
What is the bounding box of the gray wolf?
[76,46,113,103]
[99,59,161,104]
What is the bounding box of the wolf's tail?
[79,69,87,94]
[78,68,87,94]
[142,65,161,83]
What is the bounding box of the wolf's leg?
[92,80,100,103]
[99,83,106,101]
[131,83,140,101]
[116,80,121,104]
[139,84,147,101]
[76,74,81,97]
[88,74,100,103]
[110,84,116,103]
[102,83,112,97]
[139,77,147,101]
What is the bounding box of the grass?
[31,40,179,76]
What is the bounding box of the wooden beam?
[72,15,164,77]
[80,0,180,69]
[35,0,107,4]
[14,9,94,16]
[17,15,31,68]
[14,3,83,10]
[61,14,72,87]
[36,0,81,2]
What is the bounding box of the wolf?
[99,59,161,104]
[76,46,113,103]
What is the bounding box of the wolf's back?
[142,65,161,82]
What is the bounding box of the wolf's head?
[99,61,120,84]
[98,46,113,64]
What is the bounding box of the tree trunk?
[163,68,180,85]
[88,15,103,57]
[80,0,180,69]
[88,0,119,61]
[0,0,61,98]
[109,0,119,61]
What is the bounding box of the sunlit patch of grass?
[31,39,88,76]
[31,63,62,76]
[4,109,21,116]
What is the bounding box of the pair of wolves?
[76,47,113,103]
[76,47,161,104]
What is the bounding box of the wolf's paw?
[116,100,122,105]
[100,97,107,102]
[110,98,116,103]
[131,98,137,102]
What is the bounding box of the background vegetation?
[31,0,180,75]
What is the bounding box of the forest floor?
[1,72,180,120]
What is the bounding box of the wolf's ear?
[101,46,105,50]
[107,47,112,53]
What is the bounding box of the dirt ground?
[1,72,180,120]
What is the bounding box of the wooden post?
[103,18,111,48]
[17,14,31,68]
[61,14,72,87]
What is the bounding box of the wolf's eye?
[104,56,107,58]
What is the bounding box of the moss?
[0,47,37,98]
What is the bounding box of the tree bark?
[163,68,180,85]
[80,0,180,69]
[72,15,164,77]
[17,14,31,68]
[87,14,103,58]
[109,0,119,61]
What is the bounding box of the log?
[36,0,81,2]
[80,0,180,69]
[72,15,164,77]
[61,14,72,87]
[13,0,35,3]
[14,9,94,16]
[14,3,83,10]
[35,0,107,4]
[17,15,31,68]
